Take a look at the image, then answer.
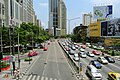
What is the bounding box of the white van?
[86,65,102,80]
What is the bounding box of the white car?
[74,53,78,57]
[69,49,76,55]
[86,65,102,80]
[75,45,78,49]
[86,52,94,57]
[73,56,79,61]
[97,57,108,64]
[79,48,85,52]
[71,46,76,50]
[80,52,87,58]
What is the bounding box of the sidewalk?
[0,49,39,80]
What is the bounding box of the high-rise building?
[83,13,92,26]
[4,0,34,27]
[82,13,92,37]
[0,0,5,26]
[4,0,23,27]
[22,0,34,23]
[60,1,66,36]
[49,0,67,36]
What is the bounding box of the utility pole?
[0,3,5,73]
[18,28,20,68]
[10,0,15,75]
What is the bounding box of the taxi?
[108,72,120,80]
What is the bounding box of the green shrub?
[24,58,32,61]
[1,62,10,68]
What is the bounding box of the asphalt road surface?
[23,40,77,80]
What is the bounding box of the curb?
[58,41,87,80]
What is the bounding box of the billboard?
[89,22,101,37]
[101,18,120,37]
[93,5,112,19]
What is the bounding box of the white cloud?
[39,3,48,7]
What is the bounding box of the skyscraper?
[4,0,34,27]
[49,0,66,36]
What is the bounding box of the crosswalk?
[24,74,61,80]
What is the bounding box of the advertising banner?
[89,22,101,37]
[93,5,112,19]
[101,18,120,37]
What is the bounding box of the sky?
[33,0,120,33]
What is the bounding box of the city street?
[22,40,77,80]
[61,41,120,80]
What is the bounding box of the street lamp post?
[67,17,81,34]
[18,27,20,68]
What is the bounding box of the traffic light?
[0,52,3,60]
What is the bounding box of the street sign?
[80,62,82,67]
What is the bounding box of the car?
[92,50,101,55]
[81,45,86,49]
[32,51,38,56]
[28,51,38,57]
[86,65,102,80]
[48,41,50,45]
[80,52,87,58]
[79,48,85,52]
[73,56,79,61]
[39,44,44,49]
[89,60,102,69]
[75,45,79,49]
[43,47,48,51]
[97,57,108,64]
[104,56,115,63]
[108,72,120,80]
[86,52,94,57]
[74,53,78,57]
[64,46,70,51]
[71,46,76,50]
[69,49,76,55]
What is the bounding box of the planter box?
[1,66,10,71]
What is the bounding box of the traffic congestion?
[59,39,120,80]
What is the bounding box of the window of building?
[2,4,4,15]
[0,3,1,14]
[15,3,18,19]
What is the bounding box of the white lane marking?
[54,79,57,80]
[45,77,48,80]
[54,42,60,76]
[50,78,53,80]
[42,50,49,76]
[32,75,36,80]
[27,55,40,74]
[36,76,40,80]
[27,74,32,80]
[109,63,120,71]
[41,76,44,80]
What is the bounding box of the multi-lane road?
[60,39,120,80]
[22,40,77,80]
[80,47,120,80]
